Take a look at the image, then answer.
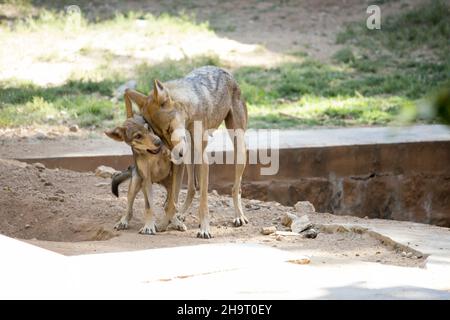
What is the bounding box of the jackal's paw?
[169,217,187,232]
[156,220,169,232]
[114,220,128,230]
[197,230,212,239]
[233,215,249,227]
[139,224,156,235]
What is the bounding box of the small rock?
[221,199,230,207]
[95,165,118,178]
[301,228,318,239]
[281,212,299,227]
[291,215,312,233]
[401,251,407,257]
[275,231,300,236]
[47,196,61,201]
[211,189,219,196]
[406,252,413,258]
[44,182,53,186]
[286,257,311,265]
[261,226,277,235]
[33,162,46,170]
[69,124,79,132]
[364,216,369,219]
[25,224,31,229]
[34,132,48,140]
[276,235,283,241]
[245,203,261,210]
[95,182,109,187]
[294,201,315,214]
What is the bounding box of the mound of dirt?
[0,159,425,267]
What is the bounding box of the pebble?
[302,228,318,239]
[261,226,277,235]
[95,165,118,179]
[69,125,79,132]
[291,215,312,233]
[276,235,283,241]
[25,224,31,229]
[95,182,110,187]
[44,182,53,186]
[34,132,48,140]
[33,162,46,170]
[401,251,407,257]
[47,195,64,202]
[406,252,413,258]
[286,257,311,265]
[294,201,315,214]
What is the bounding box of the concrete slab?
[1,217,450,299]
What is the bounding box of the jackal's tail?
[111,166,133,197]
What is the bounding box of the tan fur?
[124,66,249,238]
[105,115,188,234]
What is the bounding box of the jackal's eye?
[134,134,143,140]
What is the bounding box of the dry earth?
[0,158,427,268]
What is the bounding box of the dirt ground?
[21,0,426,60]
[0,158,427,268]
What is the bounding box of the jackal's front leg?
[197,143,212,239]
[139,181,157,235]
[158,164,187,232]
[114,169,141,230]
[124,89,147,118]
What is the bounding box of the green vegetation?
[0,78,123,127]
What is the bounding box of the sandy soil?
[0,158,427,268]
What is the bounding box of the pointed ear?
[104,127,126,141]
[153,79,168,104]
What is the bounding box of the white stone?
[95,166,118,179]
[261,226,277,235]
[294,201,315,214]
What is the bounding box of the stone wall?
[209,141,450,227]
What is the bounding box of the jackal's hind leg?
[225,99,249,227]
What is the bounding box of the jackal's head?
[143,79,188,163]
[104,116,164,156]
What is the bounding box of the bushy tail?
[111,166,133,197]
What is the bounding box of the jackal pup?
[105,115,188,234]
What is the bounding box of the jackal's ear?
[104,126,126,141]
[153,79,168,105]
